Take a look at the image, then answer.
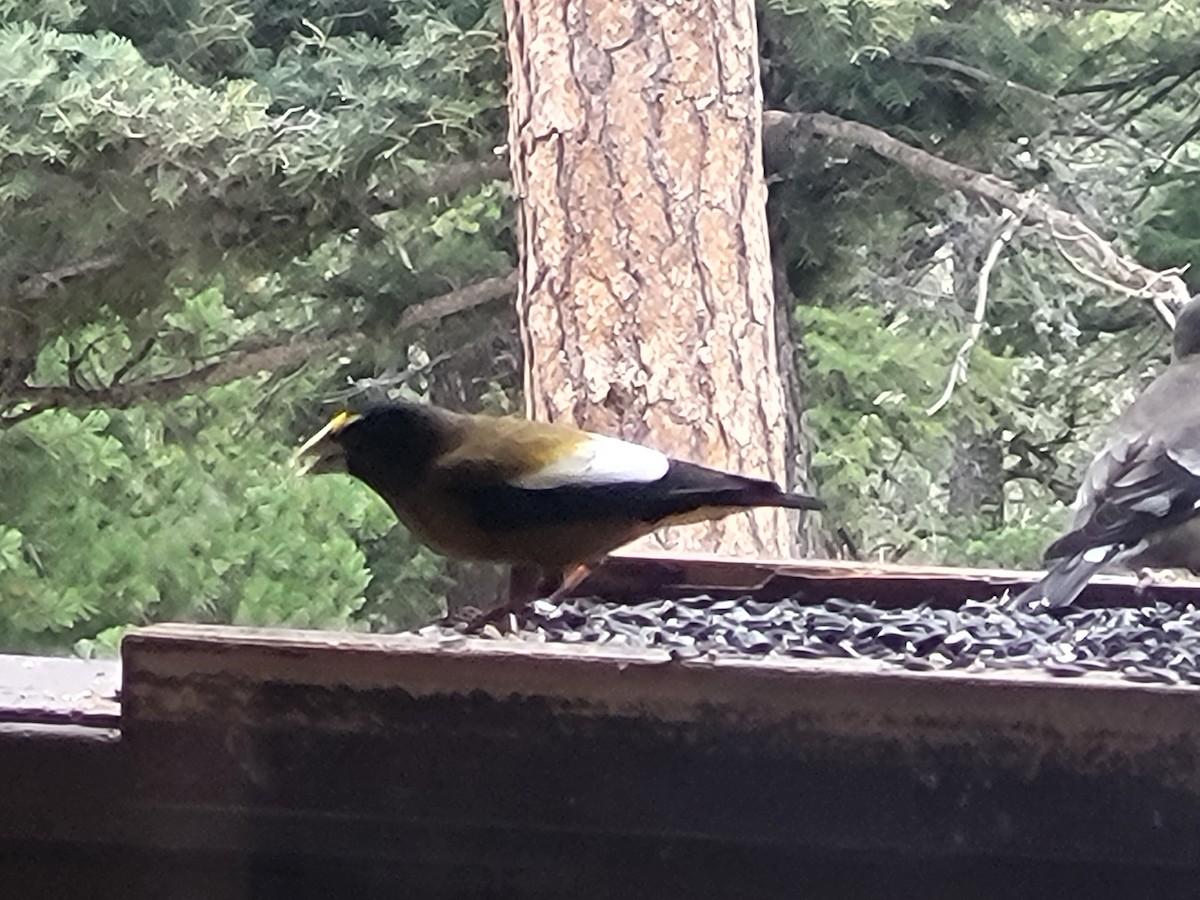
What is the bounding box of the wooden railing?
[2,554,1199,899]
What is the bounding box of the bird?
[1011,297,1200,612]
[296,400,825,619]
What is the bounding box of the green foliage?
[3,0,1200,655]
[761,0,1199,570]
[0,0,509,652]
[799,296,1017,564]
[0,0,507,368]
[0,270,468,651]
[789,184,1168,565]
[760,0,1061,136]
[1137,177,1200,293]
[0,382,391,652]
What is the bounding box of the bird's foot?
[461,601,528,635]
[435,605,478,628]
[448,563,595,635]
[1135,567,1184,595]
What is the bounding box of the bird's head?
[294,403,448,491]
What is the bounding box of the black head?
[1174,296,1200,361]
[296,402,448,494]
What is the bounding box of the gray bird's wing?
[1044,361,1200,565]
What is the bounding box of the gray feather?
[1010,550,1116,612]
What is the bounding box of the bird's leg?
[462,563,594,634]
[495,562,593,616]
[542,563,593,605]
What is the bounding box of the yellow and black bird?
[296,401,824,613]
[1012,296,1200,611]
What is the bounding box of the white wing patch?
[1128,494,1173,517]
[510,432,670,489]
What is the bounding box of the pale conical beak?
[293,420,348,475]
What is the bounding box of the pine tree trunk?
[768,237,825,556]
[503,0,800,558]
[948,422,1005,530]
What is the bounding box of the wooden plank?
[592,550,1200,607]
[120,623,1200,869]
[0,654,120,727]
[5,551,1200,897]
[0,722,123,846]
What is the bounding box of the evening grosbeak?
[297,401,824,610]
[1012,297,1200,611]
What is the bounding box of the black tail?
[700,480,825,512]
[1008,553,1108,612]
[764,490,826,512]
[656,461,825,513]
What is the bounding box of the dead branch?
[112,338,157,384]
[3,271,517,417]
[15,253,125,301]
[763,110,1191,314]
[1060,51,1200,99]
[394,270,518,329]
[927,210,1020,415]
[907,55,1200,174]
[906,54,1055,104]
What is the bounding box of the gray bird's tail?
[1008,550,1114,612]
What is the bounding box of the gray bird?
[1012,298,1200,611]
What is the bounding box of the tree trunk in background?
[769,213,823,558]
[947,422,1005,530]
[503,0,807,558]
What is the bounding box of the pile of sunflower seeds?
[429,594,1200,687]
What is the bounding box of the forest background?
[1,0,1197,655]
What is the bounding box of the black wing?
[1043,439,1200,563]
[453,459,821,532]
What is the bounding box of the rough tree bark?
[504,0,808,557]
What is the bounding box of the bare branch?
[907,55,1200,174]
[764,110,1192,313]
[998,0,1145,17]
[927,210,1020,415]
[8,334,344,412]
[1132,111,1200,209]
[1060,51,1200,102]
[333,348,458,404]
[4,271,517,416]
[394,270,518,330]
[14,253,125,301]
[906,54,1055,104]
[367,158,510,214]
[0,403,49,428]
[65,335,105,391]
[1048,228,1182,327]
